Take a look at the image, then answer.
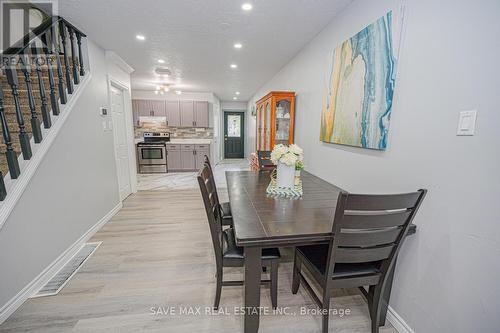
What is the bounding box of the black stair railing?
[59,21,73,95]
[31,42,52,129]
[0,15,87,200]
[19,54,43,144]
[40,32,59,116]
[68,27,80,85]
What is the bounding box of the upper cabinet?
[255,91,295,151]
[132,99,210,128]
[194,101,209,128]
[166,101,181,127]
[180,101,195,127]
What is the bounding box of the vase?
[277,162,295,189]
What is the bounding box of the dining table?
[225,170,417,333]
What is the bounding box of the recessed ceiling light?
[233,97,238,100]
[136,35,145,40]
[234,43,242,49]
[230,64,238,69]
[158,59,165,64]
[242,3,253,11]
[235,91,240,95]
[175,90,182,95]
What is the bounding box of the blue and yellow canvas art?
[320,11,402,150]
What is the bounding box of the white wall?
[248,0,500,332]
[0,40,121,313]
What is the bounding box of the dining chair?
[292,190,427,333]
[203,155,232,227]
[197,164,281,309]
[257,150,275,171]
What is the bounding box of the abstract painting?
[320,11,403,150]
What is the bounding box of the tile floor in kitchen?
[137,159,250,191]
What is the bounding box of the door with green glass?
[224,111,245,158]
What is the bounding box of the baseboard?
[0,201,122,324]
[0,72,92,230]
[387,305,415,333]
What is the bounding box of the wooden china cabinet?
[255,91,295,151]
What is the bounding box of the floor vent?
[32,242,102,298]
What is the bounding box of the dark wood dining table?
[226,170,416,333]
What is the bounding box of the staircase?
[0,12,88,201]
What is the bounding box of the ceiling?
[59,0,353,101]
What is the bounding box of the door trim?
[108,77,137,200]
[224,111,245,159]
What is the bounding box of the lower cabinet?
[167,143,210,171]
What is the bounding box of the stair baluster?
[31,42,52,129]
[76,32,85,76]
[59,21,73,94]
[5,59,33,160]
[41,31,60,116]
[20,54,43,143]
[0,85,21,179]
[52,25,67,105]
[68,27,80,85]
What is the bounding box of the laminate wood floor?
[0,189,397,333]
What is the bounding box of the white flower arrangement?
[270,144,304,168]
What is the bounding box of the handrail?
[2,16,86,56]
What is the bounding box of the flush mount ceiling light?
[157,59,165,64]
[235,91,240,95]
[230,64,238,69]
[155,67,172,76]
[154,85,170,95]
[242,3,253,11]
[233,97,238,100]
[136,34,145,40]
[234,43,243,49]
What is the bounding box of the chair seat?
[297,245,380,279]
[223,228,280,260]
[221,202,232,217]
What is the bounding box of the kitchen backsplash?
[135,126,213,139]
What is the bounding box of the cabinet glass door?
[260,105,265,150]
[274,99,291,145]
[265,102,271,150]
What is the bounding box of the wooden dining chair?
[257,150,275,171]
[292,190,427,333]
[197,164,281,309]
[203,155,232,227]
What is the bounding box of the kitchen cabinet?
[166,101,181,127]
[180,144,196,170]
[180,101,195,127]
[132,99,210,128]
[195,144,210,169]
[166,143,210,171]
[166,144,182,170]
[194,101,209,127]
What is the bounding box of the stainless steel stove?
[137,132,170,173]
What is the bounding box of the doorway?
[224,111,245,159]
[110,84,133,200]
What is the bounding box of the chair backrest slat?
[257,150,275,170]
[335,244,395,263]
[337,227,401,248]
[342,210,411,229]
[344,192,422,211]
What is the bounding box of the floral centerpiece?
[270,144,304,189]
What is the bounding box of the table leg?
[244,246,261,333]
[380,257,397,326]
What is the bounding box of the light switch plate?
[457,110,477,136]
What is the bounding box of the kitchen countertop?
[135,138,212,145]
